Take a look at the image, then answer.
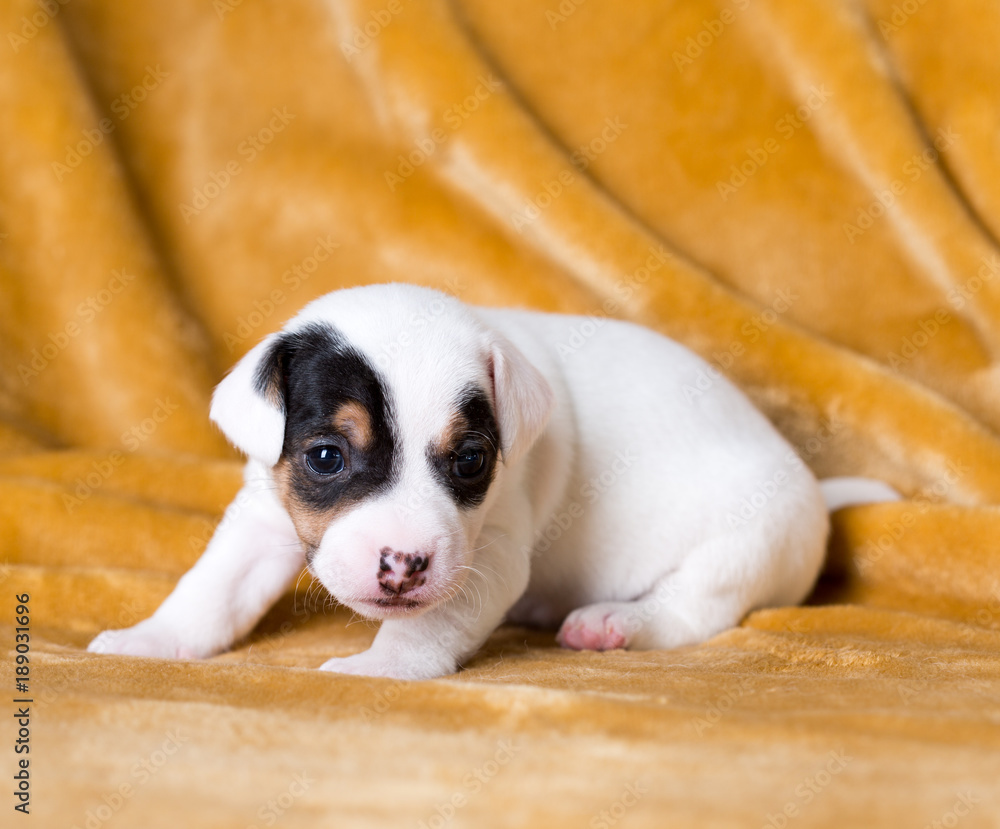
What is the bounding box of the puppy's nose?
[378,548,431,596]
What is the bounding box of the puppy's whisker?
[292,569,312,612]
[462,562,508,594]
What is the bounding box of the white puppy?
[89,283,896,679]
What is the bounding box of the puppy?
[89,283,896,679]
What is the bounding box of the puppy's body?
[479,308,828,646]
[90,284,889,678]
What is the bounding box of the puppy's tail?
[819,477,901,512]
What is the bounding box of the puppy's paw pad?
[556,604,634,651]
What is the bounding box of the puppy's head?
[210,284,553,618]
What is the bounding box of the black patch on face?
[427,385,500,509]
[256,322,399,519]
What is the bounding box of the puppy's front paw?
[556,602,638,651]
[87,619,209,660]
[319,648,456,681]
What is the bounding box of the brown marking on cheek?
[273,457,352,556]
[332,400,373,451]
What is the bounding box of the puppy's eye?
[452,446,486,479]
[305,445,345,475]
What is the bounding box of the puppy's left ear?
[488,334,555,467]
[210,334,288,467]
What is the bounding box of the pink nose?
[378,547,431,596]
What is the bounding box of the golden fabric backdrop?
[1,0,998,826]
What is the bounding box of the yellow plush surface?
[2,1,1000,826]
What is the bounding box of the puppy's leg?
[88,480,304,660]
[557,527,821,651]
[556,572,732,652]
[320,527,531,680]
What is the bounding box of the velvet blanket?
[2,1,999,826]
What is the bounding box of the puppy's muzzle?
[378,547,431,596]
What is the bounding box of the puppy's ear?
[488,334,555,467]
[210,334,288,466]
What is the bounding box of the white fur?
[209,334,286,467]
[89,284,894,679]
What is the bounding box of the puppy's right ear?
[488,333,555,468]
[210,334,288,467]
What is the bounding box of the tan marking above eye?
[433,410,470,456]
[331,400,373,450]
